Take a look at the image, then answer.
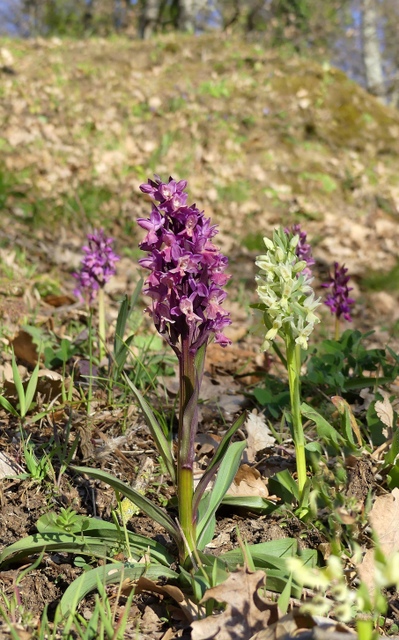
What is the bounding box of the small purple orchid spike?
[138,176,231,354]
[73,230,120,303]
[285,224,315,277]
[322,262,355,322]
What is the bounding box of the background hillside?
[0,33,399,334]
[1,31,399,639]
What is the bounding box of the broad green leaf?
[193,412,246,512]
[196,441,246,550]
[60,562,178,614]
[36,514,173,565]
[0,533,120,567]
[269,468,299,502]
[123,376,175,482]
[301,402,345,447]
[196,493,215,550]
[220,495,277,514]
[222,538,297,566]
[71,466,181,546]
[0,525,173,569]
[221,540,317,597]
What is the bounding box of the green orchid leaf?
[0,533,119,567]
[0,522,174,569]
[268,468,300,503]
[221,539,317,598]
[196,492,215,550]
[37,513,173,566]
[71,466,181,546]
[193,412,246,514]
[301,402,345,448]
[123,376,176,482]
[196,440,246,550]
[60,562,178,614]
[220,495,278,514]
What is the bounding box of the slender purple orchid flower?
[73,229,120,303]
[322,262,355,322]
[138,175,231,356]
[285,224,315,277]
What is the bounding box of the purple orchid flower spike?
[322,262,355,339]
[285,224,315,277]
[138,175,231,355]
[74,229,120,304]
[322,262,355,322]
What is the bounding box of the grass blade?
[11,351,25,417]
[123,376,176,482]
[24,361,40,415]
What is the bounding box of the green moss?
[217,180,251,203]
[300,172,338,193]
[362,262,399,292]
[241,232,265,252]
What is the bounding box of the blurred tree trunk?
[361,0,386,99]
[139,0,160,38]
[178,0,196,31]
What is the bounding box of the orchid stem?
[87,309,93,417]
[98,287,106,362]
[334,316,340,341]
[286,337,307,498]
[177,340,197,560]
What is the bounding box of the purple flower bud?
[73,230,120,304]
[285,224,315,277]
[138,176,232,353]
[322,262,355,321]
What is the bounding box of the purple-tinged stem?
[177,339,197,558]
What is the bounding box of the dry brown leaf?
[358,488,399,590]
[191,567,278,640]
[375,394,394,429]
[227,465,269,499]
[245,411,275,463]
[0,452,23,479]
[10,330,39,367]
[43,293,75,308]
[134,576,198,623]
[369,487,399,553]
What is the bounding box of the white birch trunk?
[361,0,386,99]
[178,0,196,32]
[139,0,160,39]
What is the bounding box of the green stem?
[177,339,197,560]
[286,336,307,498]
[87,309,93,416]
[334,316,340,341]
[98,287,106,362]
